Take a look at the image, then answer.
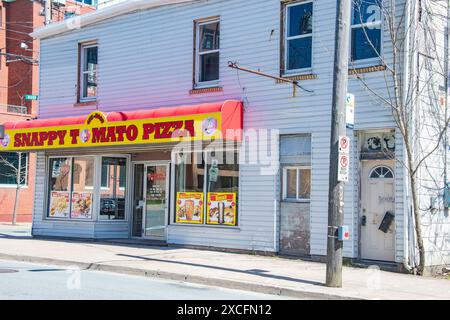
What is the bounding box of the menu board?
[49,191,70,218]
[175,192,204,224]
[207,193,237,226]
[71,192,93,219]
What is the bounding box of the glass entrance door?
[143,164,169,240]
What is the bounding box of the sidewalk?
[0,226,449,300]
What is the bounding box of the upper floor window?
[351,0,382,62]
[283,1,313,74]
[195,18,220,87]
[79,42,98,102]
[75,0,98,5]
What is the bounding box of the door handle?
[361,215,367,226]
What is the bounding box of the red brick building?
[0,0,95,223]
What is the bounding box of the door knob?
[361,215,367,226]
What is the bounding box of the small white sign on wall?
[346,93,355,129]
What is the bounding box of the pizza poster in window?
[71,192,93,220]
[175,192,204,224]
[49,191,70,218]
[207,193,237,226]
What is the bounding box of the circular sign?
[340,155,349,168]
[340,136,349,150]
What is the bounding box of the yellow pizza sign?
[0,111,222,151]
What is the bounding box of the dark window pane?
[100,157,127,220]
[85,46,98,69]
[352,0,381,25]
[351,26,381,61]
[288,2,313,37]
[199,22,220,52]
[0,152,28,185]
[199,52,219,82]
[288,37,312,70]
[175,152,204,194]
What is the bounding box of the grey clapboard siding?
[34,0,414,257]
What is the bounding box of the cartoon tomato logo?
[79,129,91,143]
[202,117,218,136]
[0,134,10,148]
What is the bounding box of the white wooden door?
[361,161,395,262]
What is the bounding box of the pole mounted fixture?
[227,61,313,96]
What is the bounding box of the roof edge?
[31,0,199,39]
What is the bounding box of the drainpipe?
[402,0,414,272]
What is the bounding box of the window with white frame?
[351,0,382,62]
[173,149,239,226]
[195,18,220,87]
[282,167,311,201]
[47,156,95,220]
[46,155,127,221]
[79,43,98,101]
[283,1,313,74]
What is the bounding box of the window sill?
[189,87,223,95]
[0,185,28,189]
[281,199,311,203]
[349,65,386,75]
[170,223,240,230]
[74,100,98,107]
[276,74,317,83]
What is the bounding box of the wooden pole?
[326,0,351,288]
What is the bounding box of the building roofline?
[30,0,199,39]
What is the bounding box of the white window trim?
[79,43,98,102]
[282,166,311,202]
[284,1,314,75]
[195,18,220,88]
[349,2,383,65]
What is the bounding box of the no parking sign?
[338,136,350,182]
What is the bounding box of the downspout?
[402,0,414,272]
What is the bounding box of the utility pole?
[326,0,351,288]
[45,0,52,25]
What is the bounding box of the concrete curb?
[0,253,359,300]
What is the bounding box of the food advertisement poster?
[71,192,93,219]
[207,193,237,226]
[176,192,204,224]
[49,191,70,218]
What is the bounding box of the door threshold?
[353,259,402,273]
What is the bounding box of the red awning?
[4,100,243,133]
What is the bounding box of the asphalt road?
[0,260,289,300]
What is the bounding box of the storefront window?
[174,152,205,224]
[48,158,72,218]
[99,157,127,220]
[174,151,239,226]
[47,157,96,220]
[205,151,239,226]
[71,157,95,219]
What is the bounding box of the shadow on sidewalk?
[117,253,324,287]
